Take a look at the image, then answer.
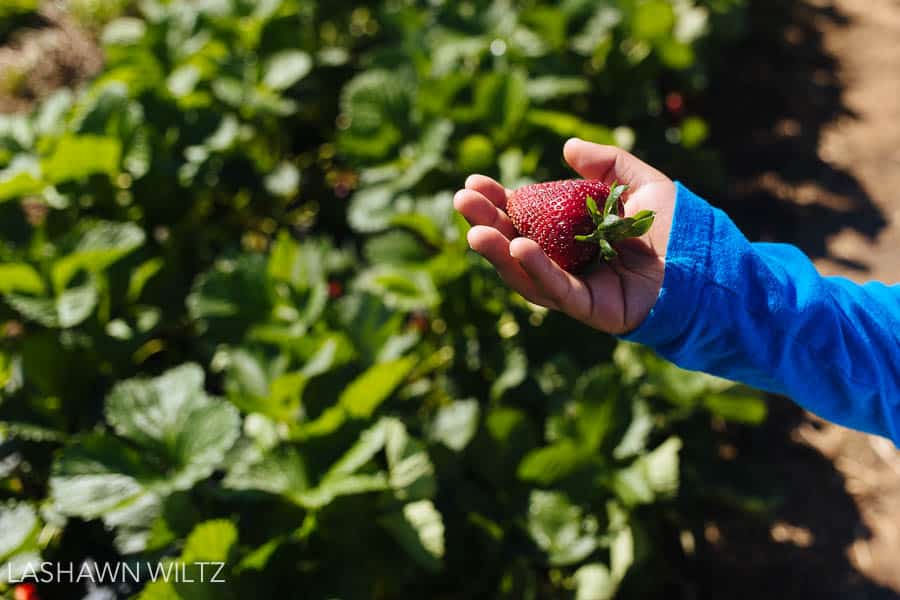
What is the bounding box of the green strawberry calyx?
[574,182,656,261]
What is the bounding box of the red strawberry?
[506,179,655,273]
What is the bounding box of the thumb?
[563,138,665,188]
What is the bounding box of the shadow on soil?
[699,0,887,271]
[684,1,896,598]
[689,397,899,600]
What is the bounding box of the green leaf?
[585,195,601,224]
[50,434,156,521]
[491,345,527,400]
[380,500,445,571]
[224,444,310,499]
[0,421,66,442]
[704,391,767,424]
[42,134,122,183]
[338,69,412,160]
[347,185,394,233]
[612,437,682,506]
[612,398,654,459]
[294,405,346,439]
[322,419,388,483]
[339,356,416,419]
[527,490,599,566]
[139,520,237,600]
[0,503,39,561]
[291,419,396,507]
[52,221,145,291]
[363,229,431,266]
[457,134,495,172]
[518,440,583,485]
[128,257,164,302]
[471,70,529,145]
[609,524,634,583]
[187,255,272,341]
[632,1,676,39]
[181,519,238,563]
[603,183,626,218]
[296,473,389,509]
[263,50,312,90]
[51,365,239,552]
[101,17,147,46]
[574,563,616,600]
[0,263,45,295]
[680,116,709,149]
[526,76,590,103]
[266,233,332,292]
[355,265,439,312]
[571,6,622,56]
[7,283,98,328]
[105,364,241,488]
[263,161,300,197]
[573,366,620,451]
[429,399,480,452]
[0,156,44,202]
[385,418,436,500]
[659,39,695,69]
[526,109,615,145]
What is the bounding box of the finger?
[508,237,594,323]
[465,174,508,210]
[467,226,557,308]
[563,138,665,188]
[453,189,517,239]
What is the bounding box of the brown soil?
[0,4,102,114]
[696,0,900,597]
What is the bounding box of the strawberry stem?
[575,183,655,261]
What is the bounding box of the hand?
[453,138,676,335]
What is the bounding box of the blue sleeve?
[623,183,900,444]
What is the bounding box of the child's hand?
[454,138,676,335]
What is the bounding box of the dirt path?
[815,0,900,283]
[0,6,101,113]
[799,0,900,590]
[698,0,900,596]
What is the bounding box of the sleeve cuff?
[620,182,714,348]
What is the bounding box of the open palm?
[454,138,676,335]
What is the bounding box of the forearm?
[624,184,900,443]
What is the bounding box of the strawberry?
[506,179,655,273]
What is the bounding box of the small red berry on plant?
[506,179,655,273]
[14,583,40,600]
[665,92,684,116]
[408,312,430,333]
[327,280,343,299]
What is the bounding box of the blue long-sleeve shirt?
[623,183,900,444]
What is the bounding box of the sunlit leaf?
[380,500,445,571]
[263,50,312,90]
[527,490,599,566]
[0,264,45,295]
[429,399,480,452]
[0,503,38,561]
[42,135,122,183]
[52,220,145,291]
[339,356,417,418]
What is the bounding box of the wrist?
[618,182,714,346]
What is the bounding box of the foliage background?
[0,1,771,599]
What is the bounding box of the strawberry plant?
[0,1,766,599]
